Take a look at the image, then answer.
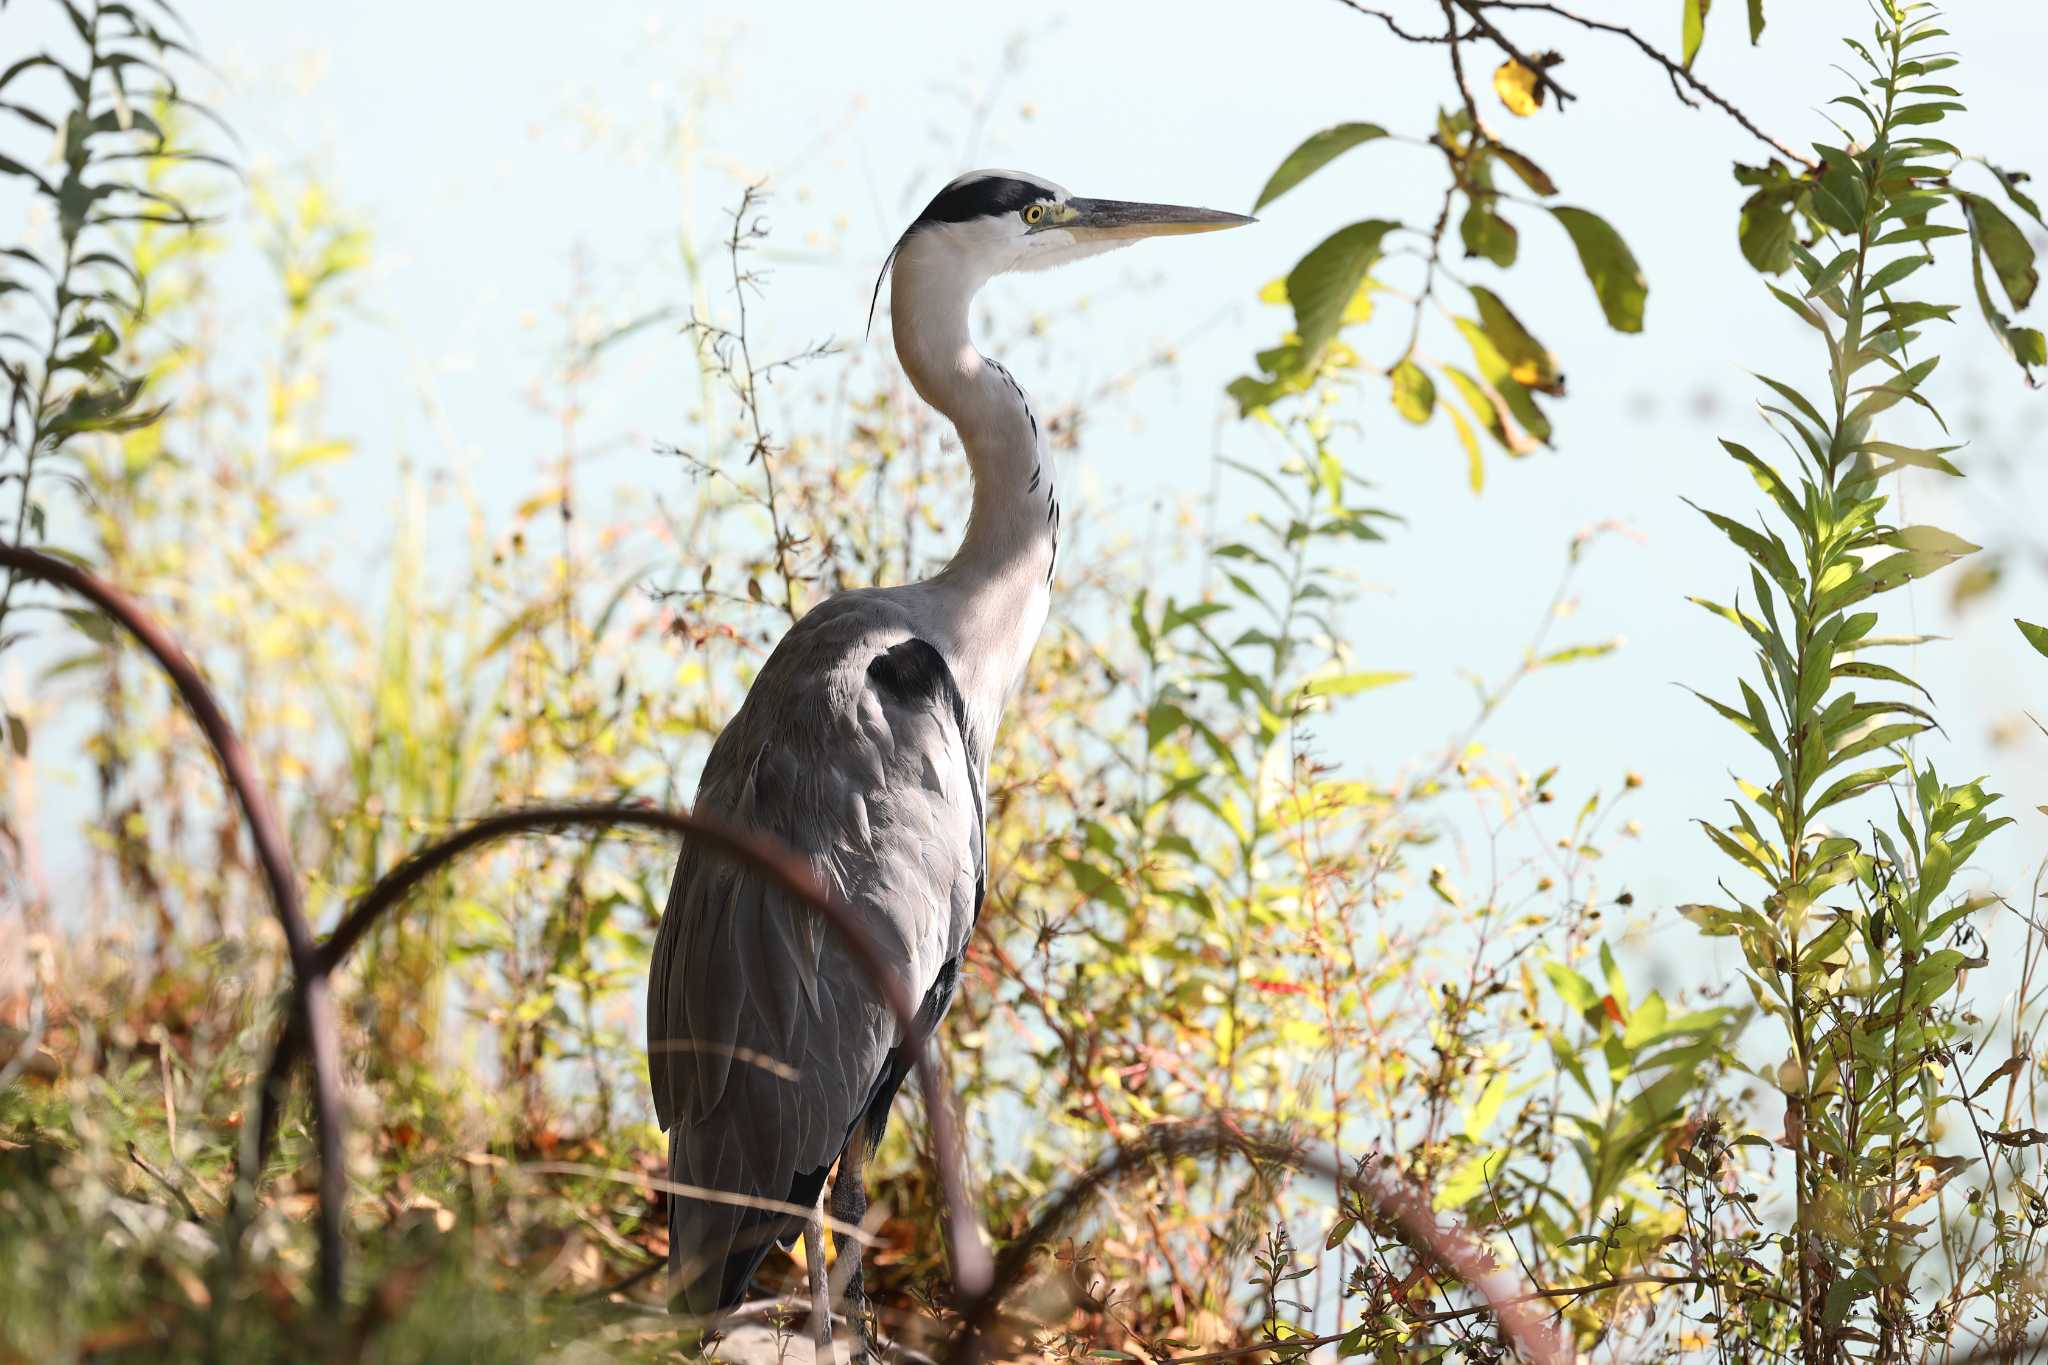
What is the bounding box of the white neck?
[888,229,1059,750]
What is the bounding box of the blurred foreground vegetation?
[4,1,2048,1361]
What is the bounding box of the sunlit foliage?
[2,1,2046,1362]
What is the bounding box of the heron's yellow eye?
[1024,203,1045,225]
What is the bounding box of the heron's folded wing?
[648,598,984,1209]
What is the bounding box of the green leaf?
[1748,0,1765,42]
[1227,367,1313,416]
[1739,190,1797,274]
[1146,701,1191,749]
[1390,359,1435,424]
[1305,669,1411,698]
[1494,144,1557,197]
[1453,318,1552,445]
[1285,220,1397,362]
[1682,0,1708,68]
[1960,191,2039,310]
[1798,916,1854,970]
[1963,196,2047,379]
[1461,200,1519,267]
[59,606,115,644]
[1893,101,1963,126]
[1811,763,1907,816]
[1470,286,1563,394]
[1253,123,1388,211]
[2019,619,2048,659]
[1986,162,2045,229]
[1884,525,1979,558]
[1550,206,1647,332]
[1545,961,1600,1014]
[1861,439,1963,478]
[1720,439,1800,524]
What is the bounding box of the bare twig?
[1328,0,1466,43]
[1454,0,1576,106]
[1474,0,1816,167]
[1326,0,1812,168]
[128,1141,206,1226]
[684,184,823,622]
[1440,0,1492,138]
[519,1160,877,1246]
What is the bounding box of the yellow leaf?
[1390,359,1435,424]
[281,439,354,473]
[1494,59,1542,116]
[515,489,564,520]
[1444,399,1484,493]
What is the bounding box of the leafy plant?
[0,0,214,743]
[1680,4,2041,1355]
[3,3,2047,1362]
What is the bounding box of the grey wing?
[647,604,984,1310]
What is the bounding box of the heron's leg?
[828,1123,873,1361]
[804,1192,835,1362]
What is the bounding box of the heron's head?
[871,169,1252,331]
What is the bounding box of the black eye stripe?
[912,175,1050,226]
[870,174,1060,335]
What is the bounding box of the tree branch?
[1327,0,1468,43]
[1474,0,1817,167]
[1454,0,1576,106]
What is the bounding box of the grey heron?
[647,169,1251,1334]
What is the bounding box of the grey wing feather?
[646,592,985,1309]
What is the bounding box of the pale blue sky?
[10,1,2048,976]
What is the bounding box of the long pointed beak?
[1046,197,1256,240]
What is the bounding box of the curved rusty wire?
[945,1119,1567,1365]
[0,544,350,1306]
[259,801,993,1296]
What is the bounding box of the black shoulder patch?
[867,637,982,771]
[913,175,1046,227]
[867,638,962,720]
